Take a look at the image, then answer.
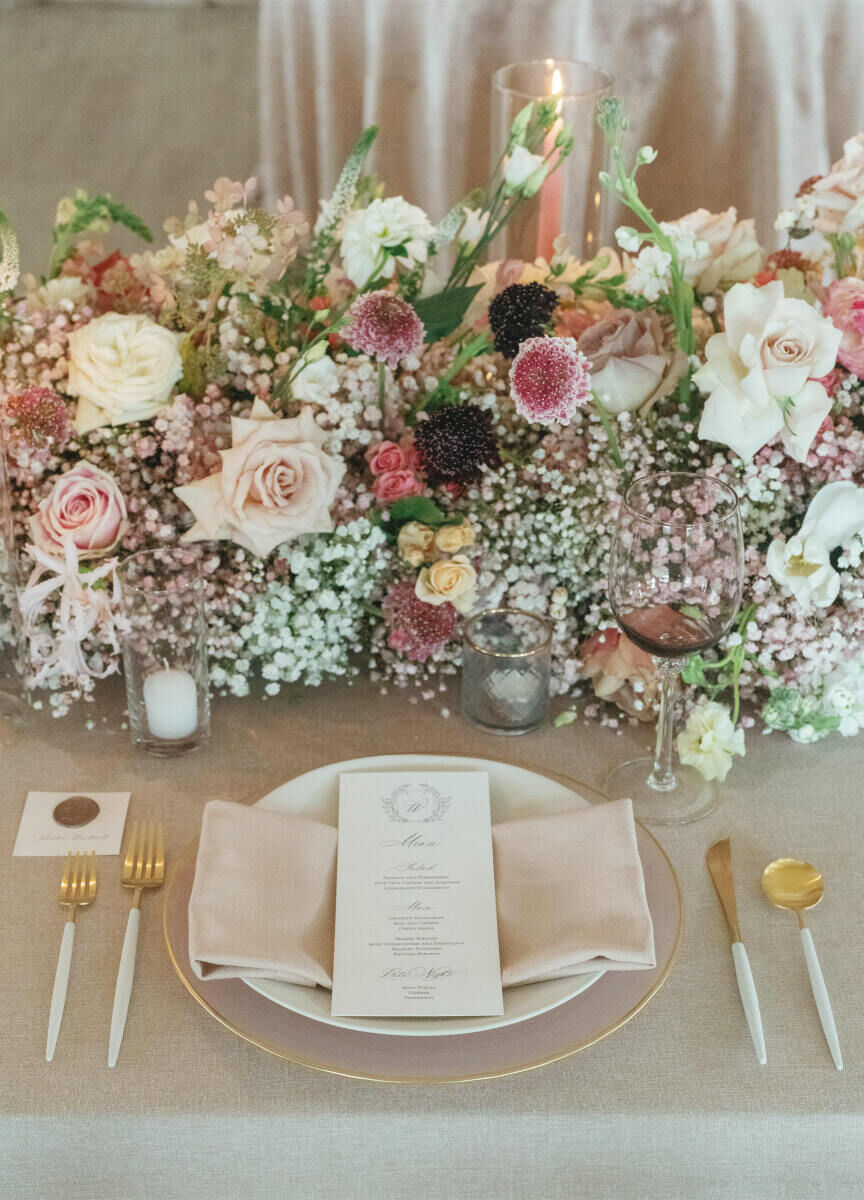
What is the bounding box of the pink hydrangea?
[343,290,425,369]
[382,579,459,661]
[509,336,592,426]
[824,278,864,376]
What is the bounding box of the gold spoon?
[762,858,843,1070]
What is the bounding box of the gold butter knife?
[706,838,766,1065]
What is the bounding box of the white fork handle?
[108,908,140,1068]
[46,921,75,1062]
[731,942,767,1065]
[800,927,843,1071]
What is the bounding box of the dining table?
[1,675,861,1200]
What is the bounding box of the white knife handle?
[800,927,843,1071]
[46,921,75,1062]
[731,942,767,1065]
[108,908,140,1068]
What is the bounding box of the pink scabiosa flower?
[5,387,72,449]
[343,290,425,369]
[509,336,592,426]
[382,579,459,662]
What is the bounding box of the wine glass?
[605,471,744,824]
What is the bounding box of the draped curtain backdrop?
[259,0,864,250]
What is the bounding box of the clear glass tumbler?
[462,608,552,735]
[490,59,614,262]
[117,546,210,757]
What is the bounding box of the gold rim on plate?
[162,761,683,1083]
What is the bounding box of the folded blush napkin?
[188,795,655,988]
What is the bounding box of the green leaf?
[177,337,206,400]
[554,710,578,728]
[413,285,481,342]
[48,192,152,276]
[388,497,448,526]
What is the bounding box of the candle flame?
[551,68,563,115]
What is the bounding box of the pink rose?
[365,440,407,476]
[823,278,864,375]
[175,400,344,558]
[29,463,127,560]
[580,628,657,721]
[372,469,423,502]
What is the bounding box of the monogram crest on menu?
[381,782,451,823]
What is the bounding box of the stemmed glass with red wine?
[605,471,744,824]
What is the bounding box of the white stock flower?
[677,701,745,782]
[503,145,549,196]
[694,281,842,462]
[339,197,434,287]
[458,208,491,245]
[615,226,642,253]
[290,354,341,405]
[765,481,864,610]
[628,245,672,301]
[67,312,184,435]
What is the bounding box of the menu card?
[331,772,504,1018]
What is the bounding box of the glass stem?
[648,657,685,792]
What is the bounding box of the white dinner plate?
[242,754,605,1037]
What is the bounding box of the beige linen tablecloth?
[1,677,862,1200]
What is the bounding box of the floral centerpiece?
[3,97,864,779]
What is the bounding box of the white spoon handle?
[731,942,766,1065]
[800,927,843,1070]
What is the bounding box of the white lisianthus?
[628,245,672,301]
[458,207,491,246]
[290,354,341,405]
[339,197,434,287]
[677,701,745,782]
[765,481,864,610]
[503,145,549,196]
[810,132,864,234]
[694,281,842,462]
[67,312,184,435]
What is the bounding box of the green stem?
[377,361,387,419]
[591,393,625,470]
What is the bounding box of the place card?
[13,791,130,856]
[331,772,503,1018]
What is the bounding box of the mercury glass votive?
[117,546,210,757]
[462,608,552,735]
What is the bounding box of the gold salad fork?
[46,851,97,1062]
[108,822,165,1067]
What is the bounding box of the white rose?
[290,354,341,405]
[766,481,864,610]
[67,312,184,435]
[663,208,763,291]
[339,197,434,288]
[695,281,842,462]
[810,132,864,234]
[503,145,549,196]
[677,701,745,782]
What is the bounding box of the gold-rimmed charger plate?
[163,757,682,1083]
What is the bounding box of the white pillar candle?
[143,668,199,741]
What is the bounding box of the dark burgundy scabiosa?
[343,289,425,369]
[488,282,558,358]
[382,580,459,662]
[413,403,501,485]
[509,336,592,427]
[5,387,72,448]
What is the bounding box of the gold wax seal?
[53,795,100,828]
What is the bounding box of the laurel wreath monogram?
[381,782,451,823]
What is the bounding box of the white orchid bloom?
[765,481,864,610]
[695,281,842,462]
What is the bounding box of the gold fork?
[108,822,165,1068]
[46,851,97,1062]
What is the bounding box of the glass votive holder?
[116,546,210,757]
[462,608,552,735]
